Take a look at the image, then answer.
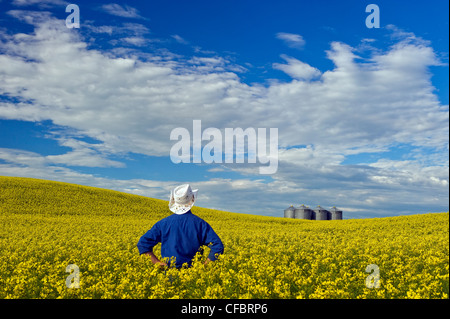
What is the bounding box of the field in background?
[0,176,448,299]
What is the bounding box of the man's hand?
[144,251,167,268]
[204,258,212,265]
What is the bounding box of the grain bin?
[284,205,295,218]
[294,204,313,220]
[329,206,343,220]
[314,205,329,220]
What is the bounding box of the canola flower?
[0,176,448,299]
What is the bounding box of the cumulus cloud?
[46,137,126,168]
[276,32,306,49]
[0,12,448,217]
[0,138,124,168]
[84,22,151,48]
[101,3,143,19]
[273,54,321,80]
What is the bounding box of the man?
[137,184,224,268]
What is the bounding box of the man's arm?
[144,251,168,268]
[202,222,224,262]
[137,224,166,268]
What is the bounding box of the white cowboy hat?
[169,184,198,215]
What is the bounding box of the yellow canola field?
[0,176,448,299]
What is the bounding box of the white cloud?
[86,22,150,37]
[0,12,448,218]
[0,14,446,157]
[171,34,189,45]
[84,22,151,47]
[273,54,321,80]
[101,3,143,19]
[120,36,148,46]
[276,32,305,49]
[0,139,124,168]
[0,148,48,167]
[45,137,126,168]
[12,0,68,7]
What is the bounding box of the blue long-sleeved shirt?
[137,211,224,268]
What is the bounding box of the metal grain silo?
[284,205,295,218]
[314,205,329,220]
[294,204,313,220]
[329,206,343,220]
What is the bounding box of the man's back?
[137,211,224,268]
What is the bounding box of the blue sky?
[0,0,448,218]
